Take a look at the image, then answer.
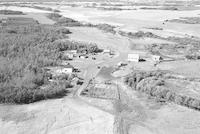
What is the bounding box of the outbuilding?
[152,55,162,62]
[63,52,74,60]
[48,64,74,77]
[55,65,74,74]
[79,54,88,59]
[69,50,77,55]
[128,54,140,62]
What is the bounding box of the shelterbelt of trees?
[0,10,25,15]
[47,13,116,34]
[124,71,200,111]
[0,17,100,104]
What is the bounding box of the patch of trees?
[0,10,25,15]
[0,17,101,104]
[145,36,200,59]
[47,13,117,34]
[165,36,200,60]
[96,23,116,34]
[118,31,160,38]
[54,40,102,54]
[97,7,135,11]
[124,71,200,110]
[145,27,163,30]
[18,5,60,12]
[0,17,39,26]
[168,17,200,24]
[140,7,178,10]
[32,6,60,12]
[47,13,83,27]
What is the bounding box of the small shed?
[128,54,140,62]
[152,55,162,62]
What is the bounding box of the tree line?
[124,71,200,110]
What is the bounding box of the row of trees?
[0,10,24,15]
[124,71,200,110]
[47,13,117,34]
[47,13,83,27]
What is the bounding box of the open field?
[0,97,114,134]
[0,6,54,24]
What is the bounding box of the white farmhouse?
[128,54,140,62]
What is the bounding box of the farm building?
[103,49,111,54]
[117,62,127,67]
[63,52,74,60]
[152,55,162,62]
[56,64,74,74]
[79,54,88,59]
[46,64,74,77]
[63,50,78,60]
[128,54,140,62]
[69,50,77,55]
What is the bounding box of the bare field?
[0,97,114,134]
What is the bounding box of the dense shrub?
[96,24,116,34]
[0,17,101,104]
[125,71,200,110]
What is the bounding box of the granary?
[128,54,140,62]
[152,55,162,62]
